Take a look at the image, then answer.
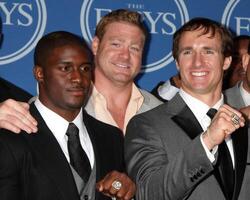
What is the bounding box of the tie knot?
[66,123,79,137]
[207,108,217,120]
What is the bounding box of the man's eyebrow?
[179,47,192,52]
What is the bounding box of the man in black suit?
[0,31,134,200]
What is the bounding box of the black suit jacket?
[0,104,124,200]
[0,77,32,102]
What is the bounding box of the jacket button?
[197,172,201,177]
[84,195,88,200]
[200,169,205,174]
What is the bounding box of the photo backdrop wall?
[0,0,249,95]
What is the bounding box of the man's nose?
[70,69,82,83]
[119,47,130,59]
[193,52,202,67]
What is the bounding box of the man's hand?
[0,99,37,133]
[96,170,136,200]
[203,104,245,150]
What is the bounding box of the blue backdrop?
[0,0,249,95]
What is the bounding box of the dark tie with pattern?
[207,108,234,200]
[66,123,91,183]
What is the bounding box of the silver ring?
[112,180,122,191]
[231,113,240,125]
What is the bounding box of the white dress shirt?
[240,82,250,106]
[34,99,95,168]
[179,89,235,168]
[158,79,180,101]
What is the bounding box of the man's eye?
[80,65,91,72]
[205,50,214,54]
[111,43,120,48]
[183,50,192,55]
[61,66,71,72]
[130,46,140,52]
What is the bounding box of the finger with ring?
[111,180,122,191]
[231,113,240,125]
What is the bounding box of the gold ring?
[231,113,240,126]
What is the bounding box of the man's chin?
[66,100,85,110]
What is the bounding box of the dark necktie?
[66,123,91,183]
[207,108,234,200]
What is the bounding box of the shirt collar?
[158,80,180,101]
[91,83,143,132]
[92,83,143,100]
[131,83,144,102]
[179,89,223,124]
[34,98,83,142]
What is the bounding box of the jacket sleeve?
[0,134,22,200]
[124,115,214,200]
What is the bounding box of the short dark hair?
[172,17,233,61]
[95,9,147,41]
[233,35,250,43]
[34,31,92,66]
[233,35,250,55]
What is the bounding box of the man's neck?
[38,97,80,122]
[94,70,134,105]
[93,71,135,130]
[180,88,222,107]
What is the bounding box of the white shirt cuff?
[200,132,218,163]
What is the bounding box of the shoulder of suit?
[133,93,182,121]
[139,88,163,105]
[0,128,29,156]
[83,110,123,135]
[223,82,240,99]
[224,82,241,96]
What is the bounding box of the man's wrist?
[202,128,216,150]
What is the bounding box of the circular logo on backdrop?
[222,0,250,35]
[0,0,47,65]
[80,0,189,72]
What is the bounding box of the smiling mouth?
[191,71,208,77]
[115,63,130,69]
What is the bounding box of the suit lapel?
[82,110,101,181]
[171,102,203,139]
[82,111,105,200]
[231,125,248,200]
[24,104,80,200]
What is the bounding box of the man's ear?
[175,60,180,71]
[33,65,44,82]
[92,36,100,56]
[223,56,232,70]
[242,53,250,72]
